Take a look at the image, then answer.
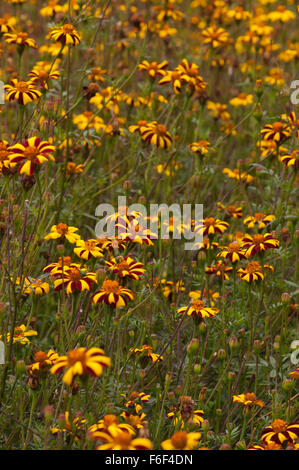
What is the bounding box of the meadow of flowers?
[0,0,298,452]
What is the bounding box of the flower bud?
[187,338,200,356]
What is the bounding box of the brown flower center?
[272,122,283,132]
[103,414,118,427]
[62,24,75,34]
[171,431,188,449]
[254,212,265,221]
[191,300,204,310]
[204,217,216,226]
[68,267,81,282]
[56,223,68,235]
[115,432,132,447]
[15,81,30,92]
[67,349,86,365]
[252,234,264,244]
[102,279,121,293]
[34,351,47,363]
[271,419,287,433]
[227,241,241,252]
[23,146,39,160]
[245,261,262,273]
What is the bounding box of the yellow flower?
[161,431,202,450]
[1,324,37,345]
[233,392,264,408]
[49,23,81,45]
[50,347,111,386]
[44,223,80,243]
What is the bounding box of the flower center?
[62,24,75,34]
[155,124,168,136]
[59,256,72,266]
[252,234,264,244]
[67,349,86,365]
[102,279,121,293]
[191,300,204,310]
[244,392,257,402]
[228,241,241,252]
[17,32,28,41]
[103,414,118,427]
[68,267,81,282]
[171,431,188,449]
[15,81,30,92]
[271,419,287,433]
[34,351,47,363]
[204,217,215,226]
[85,240,97,250]
[56,223,69,235]
[0,149,9,161]
[272,122,283,132]
[254,212,265,221]
[115,432,132,447]
[23,146,39,160]
[245,261,261,273]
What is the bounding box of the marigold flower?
[49,23,81,45]
[161,431,202,450]
[8,137,55,176]
[93,279,134,308]
[4,32,37,48]
[43,256,80,275]
[51,347,111,386]
[120,411,147,429]
[189,289,219,307]
[51,411,86,441]
[217,241,246,263]
[0,140,13,173]
[217,203,243,219]
[205,260,233,280]
[129,345,163,364]
[189,140,211,156]
[29,61,60,89]
[1,324,37,345]
[261,122,291,143]
[241,233,279,257]
[248,442,282,450]
[233,392,264,408]
[229,93,253,107]
[243,213,275,230]
[289,367,299,380]
[5,79,42,105]
[105,256,145,280]
[222,168,254,183]
[202,25,230,48]
[44,223,80,243]
[178,300,219,320]
[261,419,299,445]
[158,70,184,94]
[88,415,135,437]
[138,60,168,79]
[139,121,172,149]
[0,17,14,34]
[73,239,104,260]
[95,426,152,450]
[54,267,96,294]
[27,349,58,375]
[280,150,299,169]
[194,217,229,236]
